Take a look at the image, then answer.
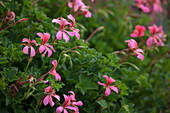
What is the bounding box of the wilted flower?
[98,75,118,96]
[37,33,56,57]
[43,86,60,107]
[22,38,38,57]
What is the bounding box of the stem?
[118,106,123,113]
[13,87,31,105]
[85,26,104,43]
[24,60,31,74]
[40,57,48,70]
[57,51,65,66]
[114,49,129,54]
[111,66,118,75]
[32,72,49,86]
[119,52,133,64]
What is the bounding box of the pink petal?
[52,19,62,26]
[49,95,55,107]
[37,33,44,39]
[63,32,70,43]
[65,30,76,37]
[107,77,116,85]
[30,46,36,57]
[98,81,106,87]
[39,45,45,53]
[46,45,56,52]
[46,47,52,57]
[72,101,83,106]
[105,87,111,96]
[136,53,144,61]
[67,14,75,27]
[63,94,71,107]
[146,37,153,47]
[65,106,77,112]
[139,4,150,13]
[63,109,68,113]
[31,40,38,46]
[56,31,63,40]
[52,94,60,101]
[56,106,63,113]
[45,86,51,93]
[23,46,29,54]
[68,2,73,8]
[42,49,48,57]
[52,60,57,69]
[68,91,76,101]
[136,48,144,54]
[109,86,118,94]
[22,38,30,43]
[43,95,49,106]
[130,31,138,37]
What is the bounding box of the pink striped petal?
[37,33,44,39]
[63,32,70,43]
[56,31,63,40]
[23,46,29,54]
[105,87,111,96]
[49,96,55,107]
[30,46,36,57]
[39,45,45,53]
[46,45,56,52]
[43,95,49,106]
[31,40,38,46]
[109,86,118,94]
[98,81,106,87]
[22,38,30,43]
[56,106,63,113]
[72,101,83,106]
[52,94,60,101]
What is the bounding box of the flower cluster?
[147,24,166,47]
[68,0,92,18]
[52,14,80,43]
[56,91,83,113]
[135,0,163,13]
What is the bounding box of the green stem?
[111,66,118,75]
[40,57,48,70]
[57,51,65,66]
[118,106,123,113]
[24,60,31,74]
[13,88,31,105]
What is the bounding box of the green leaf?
[1,67,18,82]
[121,62,140,71]
[97,99,108,109]
[75,75,98,95]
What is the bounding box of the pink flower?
[153,0,163,13]
[37,33,56,57]
[136,0,150,13]
[130,25,146,37]
[91,0,94,2]
[135,0,163,13]
[68,0,84,12]
[52,14,80,42]
[146,25,166,47]
[56,94,77,113]
[49,60,61,81]
[43,86,60,107]
[134,49,144,61]
[68,0,92,18]
[22,38,38,57]
[98,75,118,96]
[125,39,138,50]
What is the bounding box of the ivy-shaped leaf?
[1,67,18,82]
[75,75,98,95]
